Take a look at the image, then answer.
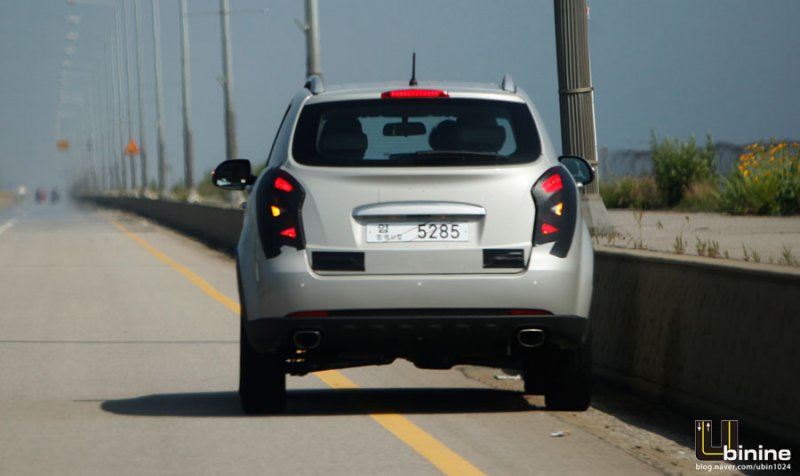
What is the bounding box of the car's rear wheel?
[239,321,286,414]
[542,347,591,411]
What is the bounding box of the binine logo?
[695,420,739,461]
[694,419,792,464]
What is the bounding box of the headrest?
[318,116,368,159]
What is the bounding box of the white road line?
[0,219,17,236]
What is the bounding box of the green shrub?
[677,180,720,212]
[651,132,717,207]
[600,176,663,209]
[720,141,800,215]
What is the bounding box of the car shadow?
[101,387,539,418]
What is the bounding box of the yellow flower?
[743,170,750,177]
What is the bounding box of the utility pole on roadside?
[220,0,237,161]
[151,0,168,197]
[133,0,148,195]
[553,0,612,233]
[304,0,322,79]
[179,0,196,199]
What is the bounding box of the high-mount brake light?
[274,177,293,192]
[531,167,578,258]
[380,89,449,99]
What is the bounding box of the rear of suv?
[213,74,595,414]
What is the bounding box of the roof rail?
[304,75,324,95]
[500,73,516,93]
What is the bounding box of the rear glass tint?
[292,99,541,167]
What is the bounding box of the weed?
[695,237,707,257]
[779,244,800,267]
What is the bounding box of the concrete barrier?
[85,196,800,445]
[591,248,800,446]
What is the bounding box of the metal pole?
[220,0,237,161]
[553,0,611,232]
[111,6,127,190]
[121,0,136,190]
[179,0,195,196]
[304,0,322,79]
[133,0,148,195]
[151,0,167,197]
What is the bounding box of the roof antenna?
[409,52,418,86]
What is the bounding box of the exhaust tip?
[517,328,545,348]
[293,330,321,350]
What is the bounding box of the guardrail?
[85,195,800,445]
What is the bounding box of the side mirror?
[212,159,255,190]
[558,155,595,186]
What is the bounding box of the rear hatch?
[287,91,545,275]
[293,165,539,275]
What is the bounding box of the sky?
[1,0,799,190]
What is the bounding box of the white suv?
[213,75,595,414]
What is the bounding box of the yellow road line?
[112,221,240,314]
[114,220,485,476]
[315,371,485,476]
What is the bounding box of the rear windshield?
[292,98,541,167]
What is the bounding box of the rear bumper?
[245,314,589,374]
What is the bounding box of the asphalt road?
[0,201,665,476]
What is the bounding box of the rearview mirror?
[383,121,426,137]
[212,159,255,190]
[559,156,595,186]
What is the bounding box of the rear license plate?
[366,222,469,243]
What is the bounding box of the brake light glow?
[531,167,578,258]
[541,174,563,194]
[279,227,297,238]
[274,177,293,192]
[381,89,449,99]
[541,223,559,235]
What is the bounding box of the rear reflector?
[510,309,552,316]
[381,89,449,99]
[287,310,330,317]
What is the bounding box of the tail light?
[256,169,306,258]
[531,166,578,258]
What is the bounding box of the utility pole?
[553,0,611,233]
[220,0,237,161]
[121,0,136,190]
[304,0,322,79]
[133,0,148,195]
[179,0,195,198]
[152,0,167,197]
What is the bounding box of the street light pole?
[151,0,168,197]
[553,0,611,233]
[133,0,148,194]
[304,0,322,79]
[179,0,195,197]
[220,0,238,161]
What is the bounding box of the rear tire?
[239,321,286,414]
[543,347,591,411]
